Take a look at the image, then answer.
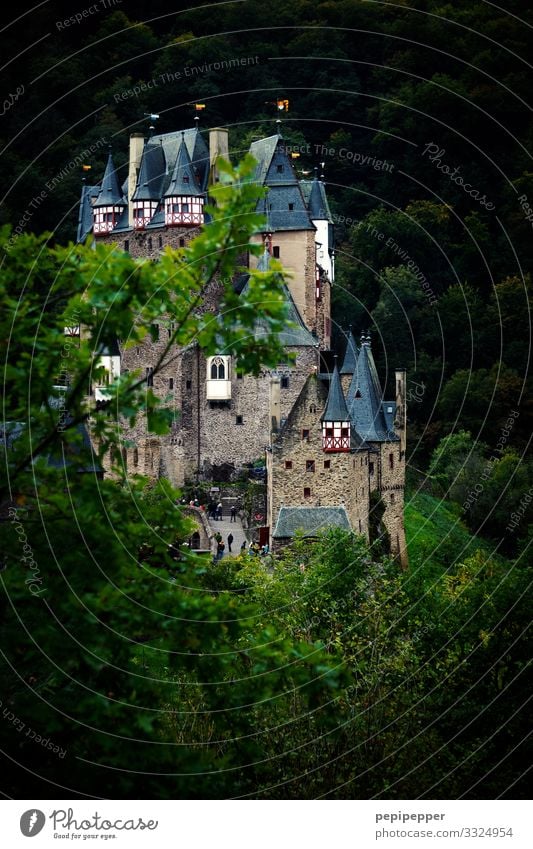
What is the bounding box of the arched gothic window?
[210,356,226,380]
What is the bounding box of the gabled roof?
[346,337,398,442]
[321,360,350,422]
[273,505,351,538]
[93,152,126,208]
[301,175,333,222]
[241,250,317,347]
[131,142,166,201]
[340,328,359,374]
[164,134,202,197]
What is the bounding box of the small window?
[355,389,362,399]
[273,246,280,258]
[324,459,331,469]
[389,452,394,469]
[237,371,243,379]
[303,487,311,499]
[151,323,159,341]
[309,404,317,413]
[169,378,174,390]
[302,429,309,441]
[236,415,243,425]
[186,379,192,390]
[391,493,395,503]
[369,462,374,475]
[276,164,284,173]
[280,375,289,389]
[179,237,185,247]
[288,203,294,211]
[148,237,153,250]
[133,448,139,467]
[124,239,129,252]
[182,203,189,213]
[183,175,189,183]
[306,460,315,473]
[285,460,293,470]
[158,236,163,248]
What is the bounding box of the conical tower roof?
[307,173,329,220]
[340,327,359,375]
[346,334,393,441]
[164,133,201,197]
[94,151,126,208]
[321,358,350,422]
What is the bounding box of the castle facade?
[78,123,407,563]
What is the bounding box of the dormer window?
[276,164,284,173]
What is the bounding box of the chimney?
[209,127,229,186]
[394,368,407,455]
[128,132,145,227]
[270,375,281,434]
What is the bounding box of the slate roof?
[340,328,359,374]
[77,184,99,242]
[2,418,102,474]
[150,127,209,192]
[301,176,333,221]
[258,185,315,231]
[272,505,351,538]
[241,251,318,347]
[249,134,280,184]
[131,142,166,201]
[93,152,126,208]
[164,134,202,197]
[250,134,314,231]
[321,360,350,422]
[346,338,398,442]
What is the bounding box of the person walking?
[240,540,246,553]
[227,533,234,553]
[217,541,225,560]
[230,505,237,522]
[216,502,223,521]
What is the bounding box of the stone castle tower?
[77,122,407,563]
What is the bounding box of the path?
[208,509,247,557]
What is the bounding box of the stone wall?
[368,442,407,566]
[96,223,201,259]
[267,375,370,543]
[250,230,317,332]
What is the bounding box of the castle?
[77,122,407,563]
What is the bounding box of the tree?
[0,157,344,798]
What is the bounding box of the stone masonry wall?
[374,442,407,566]
[267,375,370,543]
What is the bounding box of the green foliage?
[0,162,342,798]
